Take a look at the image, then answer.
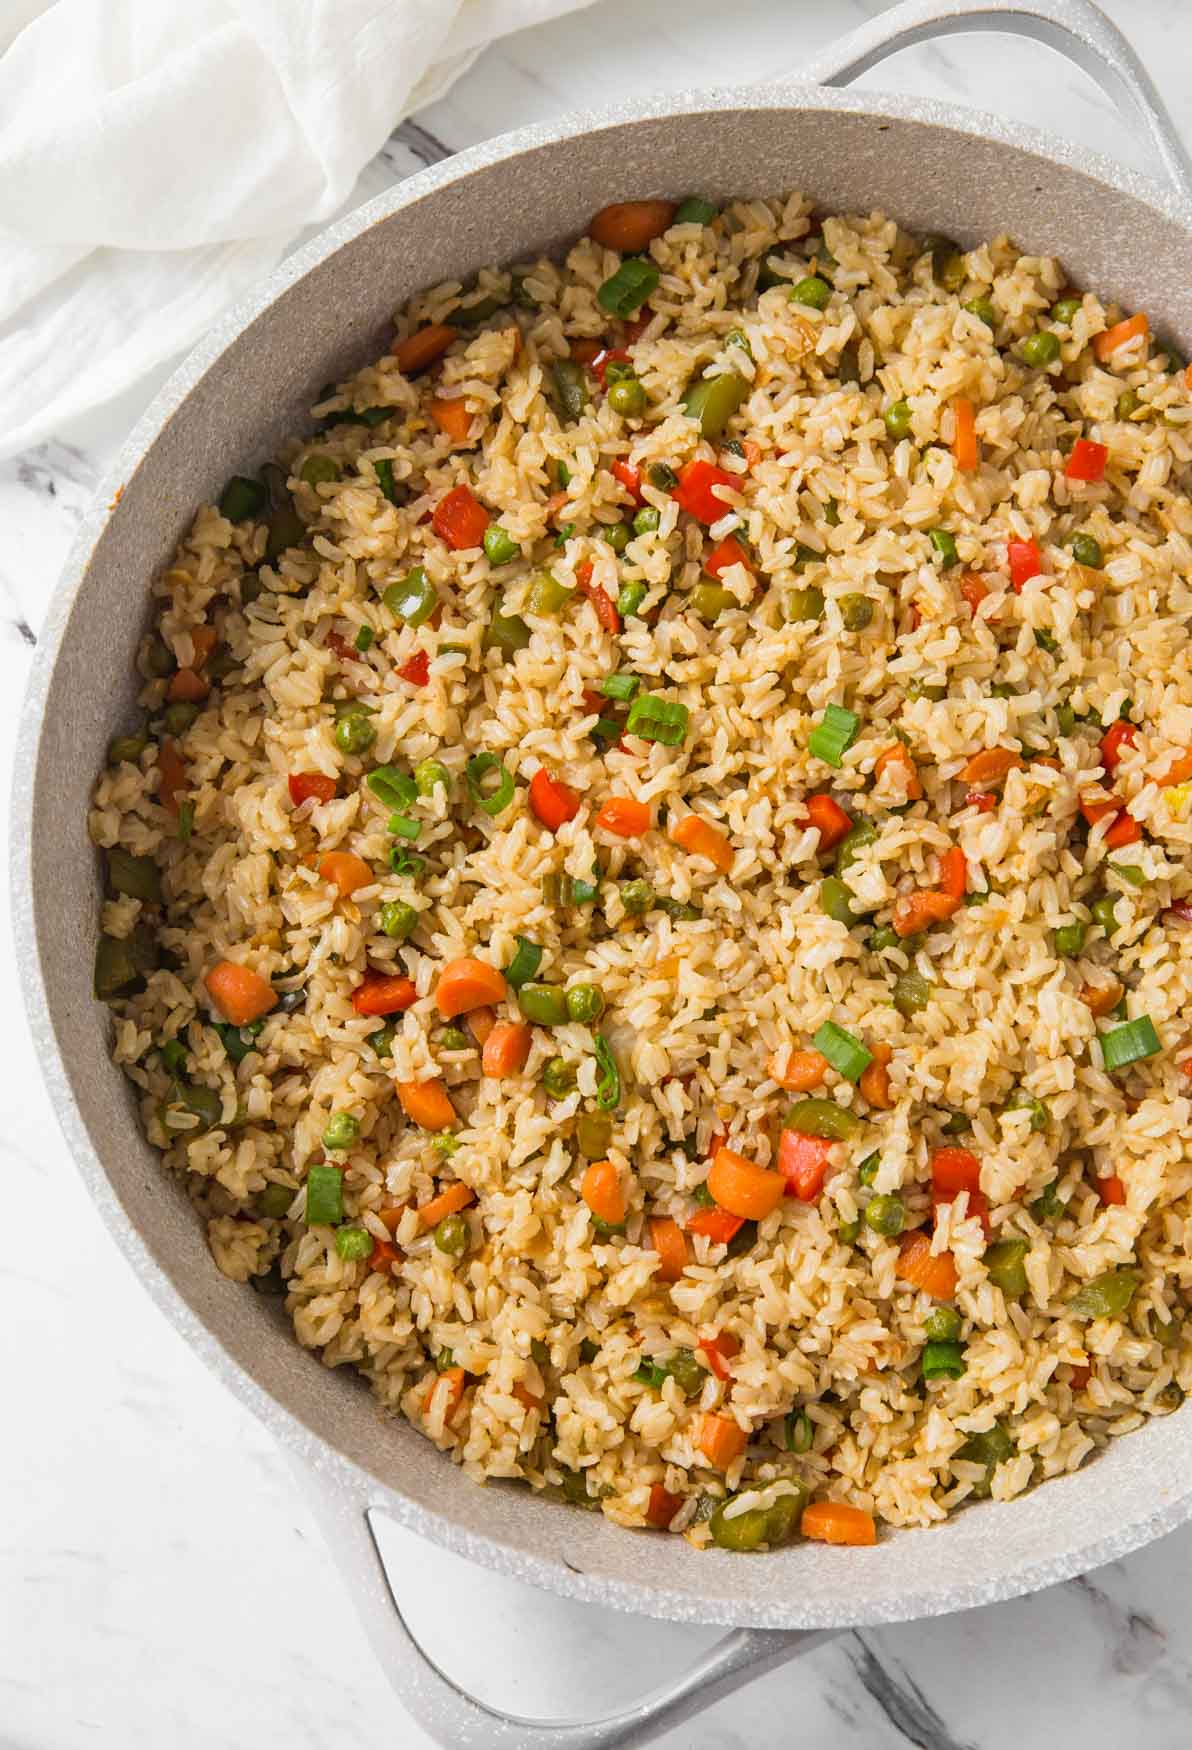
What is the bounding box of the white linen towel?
[0,0,593,459]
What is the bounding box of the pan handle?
[291,1455,836,1750]
[798,0,1192,204]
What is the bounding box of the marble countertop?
[5,2,1192,1744]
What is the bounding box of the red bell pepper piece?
[646,1483,682,1528]
[594,347,632,387]
[610,458,644,503]
[1065,438,1108,483]
[1096,1173,1126,1206]
[528,768,582,832]
[686,1207,744,1245]
[704,534,752,579]
[1099,719,1137,774]
[697,1332,740,1382]
[965,789,997,813]
[397,649,430,687]
[288,772,337,807]
[778,1128,834,1201]
[1104,810,1142,848]
[1007,538,1042,591]
[673,459,737,524]
[432,484,489,551]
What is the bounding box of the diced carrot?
[951,396,979,472]
[965,789,996,813]
[1100,720,1137,774]
[512,1382,543,1411]
[422,1365,467,1423]
[1079,793,1119,828]
[1093,312,1148,362]
[589,200,676,253]
[1097,1173,1126,1206]
[687,1207,745,1244]
[378,1204,407,1234]
[1159,748,1192,785]
[805,793,852,852]
[859,1042,893,1111]
[740,440,765,469]
[895,1230,959,1300]
[351,973,417,1016]
[435,956,508,1018]
[368,1236,399,1272]
[697,1332,740,1382]
[1081,980,1124,1017]
[777,1128,834,1200]
[931,1146,982,1198]
[1105,811,1142,848]
[432,484,489,551]
[529,767,582,832]
[873,742,922,800]
[466,1006,496,1046]
[397,1080,457,1131]
[318,851,373,898]
[1066,437,1108,483]
[570,338,603,365]
[581,1159,627,1227]
[158,739,188,816]
[167,667,209,702]
[958,571,990,616]
[705,534,752,579]
[610,458,644,503]
[397,649,430,687]
[418,1182,475,1226]
[428,396,475,444]
[939,846,967,900]
[1007,539,1042,592]
[697,1412,747,1470]
[707,1146,785,1220]
[595,796,651,838]
[1070,1363,1092,1390]
[576,572,621,634]
[648,1216,689,1283]
[393,323,456,374]
[768,1047,829,1092]
[892,890,960,937]
[481,1020,532,1078]
[647,1483,682,1528]
[669,813,733,873]
[205,960,277,1026]
[959,747,1023,785]
[190,625,218,669]
[801,1501,877,1546]
[672,459,737,525]
[288,771,337,807]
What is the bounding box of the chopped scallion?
[812,1019,872,1082]
[808,703,860,768]
[1100,1015,1160,1072]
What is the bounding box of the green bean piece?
[656,895,700,921]
[160,1080,224,1136]
[985,1238,1029,1297]
[483,524,519,566]
[620,878,656,916]
[486,609,531,655]
[1091,894,1118,938]
[674,196,718,226]
[819,876,857,925]
[378,899,418,941]
[383,567,437,627]
[839,593,874,631]
[893,970,934,1016]
[963,297,996,327]
[1003,1090,1048,1132]
[597,259,660,318]
[565,984,605,1024]
[107,846,162,904]
[300,454,340,488]
[691,582,737,623]
[434,1212,470,1257]
[527,570,574,615]
[608,378,648,418]
[437,1026,471,1052]
[109,734,149,766]
[836,819,877,874]
[681,372,749,441]
[162,701,199,738]
[784,1098,861,1141]
[924,1305,962,1342]
[1068,532,1103,569]
[542,1057,577,1099]
[322,1112,360,1152]
[883,400,912,440]
[550,358,590,420]
[1068,1268,1141,1321]
[923,1340,966,1381]
[785,586,825,623]
[929,528,959,568]
[864,1193,905,1237]
[219,476,268,522]
[710,1483,808,1552]
[518,982,569,1026]
[94,926,157,1002]
[1021,330,1061,367]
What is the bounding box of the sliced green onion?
[808,703,860,768]
[505,936,543,989]
[466,752,515,816]
[601,673,640,702]
[626,693,690,747]
[812,1020,872,1082]
[387,812,421,841]
[305,1163,343,1226]
[368,765,418,810]
[388,845,426,877]
[922,1340,967,1381]
[374,458,400,505]
[335,1226,372,1261]
[177,799,195,841]
[597,259,660,318]
[593,1033,621,1110]
[1100,1015,1161,1072]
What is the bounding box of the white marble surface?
[5,2,1192,1744]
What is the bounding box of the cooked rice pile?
[89,193,1192,1548]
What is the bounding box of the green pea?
[691,582,737,623]
[219,475,268,522]
[682,372,748,440]
[383,567,437,627]
[1116,388,1142,420]
[335,1226,372,1261]
[576,1111,613,1158]
[791,275,832,310]
[550,358,589,421]
[884,400,913,440]
[929,528,959,568]
[334,709,376,757]
[518,982,569,1026]
[379,900,418,940]
[839,1216,861,1244]
[322,1112,360,1152]
[565,984,605,1024]
[1020,330,1061,367]
[414,758,450,796]
[162,701,199,737]
[1068,1268,1140,1321]
[616,580,648,619]
[633,506,661,536]
[1051,296,1082,325]
[527,571,574,615]
[608,378,648,418]
[785,586,825,623]
[543,1057,577,1099]
[483,524,519,566]
[893,970,934,1016]
[109,733,149,765]
[867,925,900,953]
[925,1305,962,1342]
[1069,533,1103,569]
[963,297,996,328]
[620,879,655,916]
[602,521,632,553]
[437,1026,471,1052]
[839,593,874,631]
[300,454,341,488]
[864,1194,905,1237]
[820,876,856,925]
[107,847,162,904]
[1091,894,1118,938]
[434,1212,470,1256]
[1003,1090,1048,1132]
[257,1183,293,1219]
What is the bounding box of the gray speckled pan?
[13,1,1192,1742]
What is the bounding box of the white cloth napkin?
[0,0,593,460]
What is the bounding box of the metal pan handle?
[798,0,1192,203]
[293,1456,833,1749]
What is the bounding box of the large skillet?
[14,1,1192,1742]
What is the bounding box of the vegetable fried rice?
[88,192,1192,1552]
